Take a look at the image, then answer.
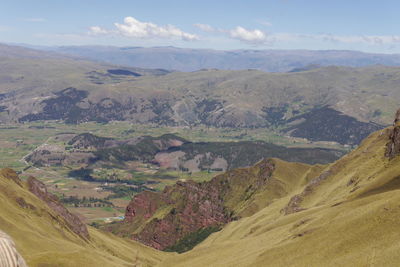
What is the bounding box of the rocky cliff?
[106,159,314,251]
[385,109,400,158]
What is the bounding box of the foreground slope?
[2,111,400,266]
[0,169,166,266]
[158,114,400,266]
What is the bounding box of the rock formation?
[107,159,276,250]
[385,108,400,158]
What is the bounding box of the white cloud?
[90,16,198,41]
[89,18,400,48]
[24,18,46,22]
[229,26,267,44]
[89,26,109,35]
[194,23,215,32]
[194,24,269,45]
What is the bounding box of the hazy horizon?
[1,0,399,54]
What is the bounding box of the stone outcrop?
[385,109,400,158]
[282,170,331,215]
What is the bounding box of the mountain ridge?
[31,44,400,72]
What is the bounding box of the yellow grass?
[0,169,167,267]
[2,126,400,266]
[160,127,400,266]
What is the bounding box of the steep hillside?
[0,168,166,266]
[104,159,323,251]
[89,109,400,266]
[158,112,400,266]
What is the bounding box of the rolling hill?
[1,44,399,145]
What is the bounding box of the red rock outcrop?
[115,159,275,250]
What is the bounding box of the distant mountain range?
[27,44,400,72]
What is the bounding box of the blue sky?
[1,0,399,53]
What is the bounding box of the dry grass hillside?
[1,117,400,266]
[159,125,400,266]
[0,168,167,267]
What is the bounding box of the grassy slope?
[160,127,400,266]
[0,169,167,267]
[1,124,400,266]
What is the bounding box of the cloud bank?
[90,16,198,41]
[89,17,400,48]
[229,26,267,44]
[194,23,269,45]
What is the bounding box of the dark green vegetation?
[60,195,114,208]
[92,134,187,163]
[107,69,142,76]
[284,106,383,145]
[164,226,221,253]
[28,132,344,174]
[170,139,344,168]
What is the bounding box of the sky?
[0,0,399,53]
